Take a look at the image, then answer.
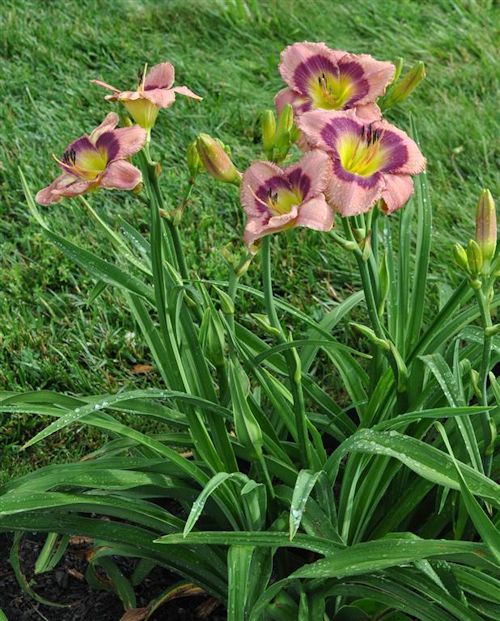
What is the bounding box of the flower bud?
[196,134,241,184]
[467,239,483,277]
[384,61,426,108]
[453,243,469,272]
[200,308,225,367]
[475,189,497,266]
[187,140,203,180]
[393,57,404,82]
[212,285,235,315]
[273,104,296,162]
[276,103,294,136]
[349,322,390,350]
[261,110,276,153]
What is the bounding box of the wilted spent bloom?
[196,134,241,184]
[36,112,147,206]
[383,62,426,109]
[93,62,201,130]
[241,150,334,246]
[297,108,426,216]
[275,42,394,121]
[475,189,497,266]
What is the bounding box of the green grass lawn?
[0,0,498,478]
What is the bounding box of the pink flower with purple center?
[93,62,201,130]
[297,109,426,216]
[36,112,147,206]
[241,150,334,246]
[275,42,395,122]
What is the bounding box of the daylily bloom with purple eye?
[92,62,201,130]
[36,112,147,206]
[275,42,395,122]
[297,109,426,216]
[241,150,334,247]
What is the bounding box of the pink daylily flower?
[36,112,147,206]
[241,150,334,246]
[297,109,426,216]
[275,42,394,122]
[93,62,201,130]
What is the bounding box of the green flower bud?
[384,61,426,108]
[467,239,483,277]
[196,134,241,184]
[187,140,203,179]
[212,285,235,315]
[261,110,276,153]
[200,308,226,367]
[453,243,469,272]
[475,189,497,267]
[273,104,295,161]
[350,322,390,351]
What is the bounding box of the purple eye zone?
[267,187,279,203]
[62,148,77,165]
[360,124,381,145]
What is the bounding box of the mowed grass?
[0,0,498,478]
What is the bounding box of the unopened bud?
[212,285,235,315]
[261,110,276,153]
[196,134,241,184]
[467,239,483,277]
[200,308,226,367]
[475,189,497,267]
[251,313,281,337]
[385,61,426,108]
[350,322,390,350]
[187,140,203,179]
[393,57,404,82]
[276,103,294,136]
[453,244,469,272]
[274,103,295,159]
[485,323,500,337]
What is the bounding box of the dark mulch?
[0,534,226,621]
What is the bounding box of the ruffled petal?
[341,53,394,106]
[354,103,382,122]
[144,62,175,90]
[296,194,334,231]
[240,161,284,217]
[381,174,414,213]
[297,109,361,151]
[36,173,92,205]
[326,164,384,216]
[173,85,202,100]
[100,160,142,190]
[279,42,345,92]
[285,149,331,200]
[275,87,310,115]
[111,126,148,159]
[89,112,120,143]
[244,206,299,246]
[374,120,426,175]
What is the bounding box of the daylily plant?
[241,150,334,246]
[36,112,147,205]
[93,62,201,130]
[275,42,394,120]
[298,108,426,215]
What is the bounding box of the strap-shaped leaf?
[325,429,500,507]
